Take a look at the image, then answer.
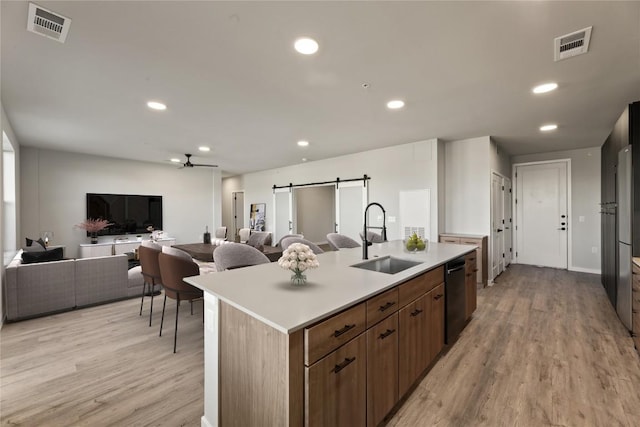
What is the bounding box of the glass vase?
[290,269,307,286]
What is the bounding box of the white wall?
[20,147,219,258]
[225,139,442,242]
[512,147,601,273]
[445,137,492,235]
[1,104,21,326]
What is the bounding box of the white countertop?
[185,240,475,334]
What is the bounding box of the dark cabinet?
[601,101,640,307]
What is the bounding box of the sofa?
[5,251,130,321]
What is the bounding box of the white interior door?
[515,162,568,268]
[232,191,244,241]
[273,188,293,243]
[491,173,505,279]
[503,178,513,266]
[335,181,368,242]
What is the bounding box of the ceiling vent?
[27,3,71,43]
[554,26,592,61]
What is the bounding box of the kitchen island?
[186,240,476,427]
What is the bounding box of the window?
[3,131,17,265]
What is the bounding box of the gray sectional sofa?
[5,251,134,321]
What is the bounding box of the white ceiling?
[2,1,639,176]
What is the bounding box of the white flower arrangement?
[278,243,320,277]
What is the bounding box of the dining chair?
[326,233,361,251]
[359,230,384,243]
[275,234,304,248]
[138,240,163,326]
[215,226,227,240]
[238,228,251,243]
[158,252,203,353]
[280,237,324,254]
[213,243,270,271]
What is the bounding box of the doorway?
[232,191,244,242]
[490,172,513,280]
[514,160,569,269]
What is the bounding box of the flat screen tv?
[86,193,163,236]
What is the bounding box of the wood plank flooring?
[1,264,639,426]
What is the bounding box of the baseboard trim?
[201,415,214,427]
[569,266,601,275]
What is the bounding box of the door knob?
[496,229,503,232]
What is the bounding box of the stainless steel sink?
[351,256,423,274]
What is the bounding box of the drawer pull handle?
[333,357,356,373]
[333,324,356,337]
[434,294,444,300]
[410,308,423,317]
[468,257,476,261]
[474,269,479,273]
[379,301,396,312]
[379,328,396,339]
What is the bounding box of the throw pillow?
[24,237,47,251]
[21,247,64,264]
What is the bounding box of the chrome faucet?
[363,202,387,260]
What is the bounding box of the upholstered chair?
[238,228,251,243]
[275,234,304,248]
[158,252,203,353]
[326,233,361,251]
[246,231,272,250]
[359,230,384,243]
[280,237,324,255]
[215,227,227,240]
[138,240,163,326]
[213,243,270,272]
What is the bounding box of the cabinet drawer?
[440,237,460,244]
[464,252,477,273]
[460,238,480,246]
[398,266,444,307]
[366,288,399,328]
[306,333,367,427]
[305,303,366,366]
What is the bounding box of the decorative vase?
[90,232,98,244]
[290,269,307,286]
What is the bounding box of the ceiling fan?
[180,153,218,168]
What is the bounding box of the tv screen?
[86,193,163,236]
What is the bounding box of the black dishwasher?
[445,256,467,344]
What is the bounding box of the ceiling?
[2,1,639,176]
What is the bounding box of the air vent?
[554,26,592,61]
[27,3,71,43]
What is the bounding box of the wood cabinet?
[464,252,478,320]
[398,293,429,397]
[633,262,640,353]
[439,234,488,287]
[428,283,445,362]
[306,334,367,427]
[366,313,398,427]
[216,257,464,427]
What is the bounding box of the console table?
[79,238,175,258]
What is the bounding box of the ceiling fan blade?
[191,163,218,168]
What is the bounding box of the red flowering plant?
[75,218,113,242]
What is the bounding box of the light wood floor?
[2,265,639,426]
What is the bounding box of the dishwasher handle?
[447,265,465,274]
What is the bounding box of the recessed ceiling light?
[532,83,558,94]
[294,37,319,55]
[297,140,309,147]
[147,101,167,111]
[198,146,210,152]
[170,158,181,163]
[302,158,308,162]
[540,124,558,132]
[387,100,405,109]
